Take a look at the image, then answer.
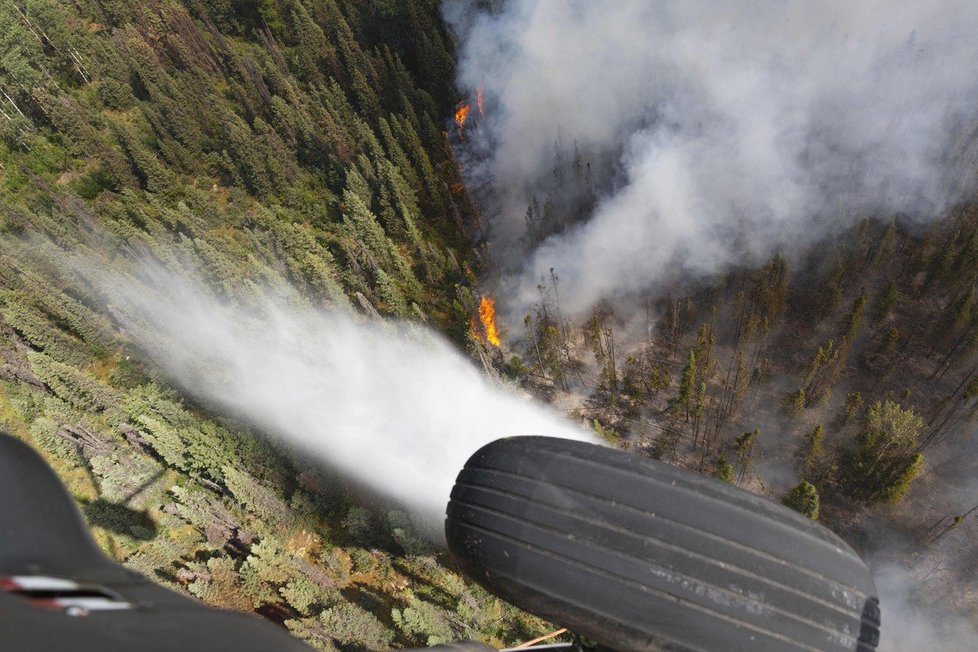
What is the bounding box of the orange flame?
[478,295,501,347]
[476,85,485,116]
[455,102,471,130]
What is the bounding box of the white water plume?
[93,263,591,540]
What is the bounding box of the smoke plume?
[90,262,590,540]
[446,0,978,317]
[446,0,978,642]
[875,562,978,651]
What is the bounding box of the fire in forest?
[477,295,501,347]
[454,102,471,132]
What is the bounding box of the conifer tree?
[845,400,925,503]
[798,424,824,479]
[678,350,697,421]
[713,455,734,483]
[782,481,820,520]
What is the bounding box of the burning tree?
[477,295,501,347]
[454,102,471,135]
[470,295,501,348]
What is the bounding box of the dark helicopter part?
[0,433,316,651]
[446,436,880,652]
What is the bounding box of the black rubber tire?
[446,437,880,652]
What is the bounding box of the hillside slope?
[0,1,547,649]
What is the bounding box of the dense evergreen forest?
[0,1,548,648]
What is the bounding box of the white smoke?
[870,445,978,651]
[446,0,978,316]
[91,263,591,540]
[446,0,978,641]
[875,562,978,651]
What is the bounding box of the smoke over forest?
[446,0,978,316]
[446,1,978,649]
[4,0,978,647]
